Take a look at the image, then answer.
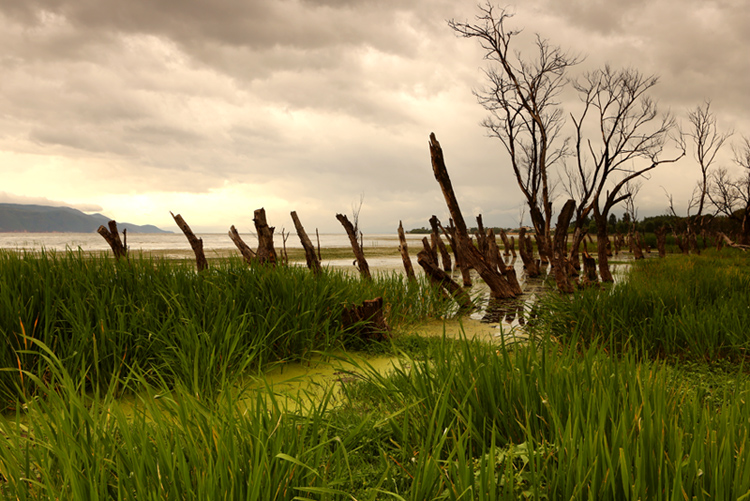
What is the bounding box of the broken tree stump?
[428,133,515,299]
[397,222,417,281]
[341,297,390,342]
[487,228,523,295]
[552,199,576,294]
[429,215,452,272]
[518,227,540,277]
[441,219,471,286]
[171,212,208,272]
[97,220,128,260]
[253,208,278,265]
[397,221,416,282]
[291,211,321,274]
[228,225,257,265]
[499,228,512,257]
[336,213,371,280]
[417,249,472,310]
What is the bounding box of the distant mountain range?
[0,203,171,234]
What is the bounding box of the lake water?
[0,232,425,253]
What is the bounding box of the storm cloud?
[1,0,747,232]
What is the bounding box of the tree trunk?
[441,221,472,287]
[518,227,540,277]
[534,233,550,265]
[171,212,208,272]
[582,249,598,286]
[655,225,667,258]
[397,221,416,282]
[509,235,517,258]
[291,211,321,274]
[487,229,523,295]
[498,228,512,256]
[341,297,390,342]
[429,215,452,271]
[594,210,613,283]
[428,133,515,299]
[417,249,472,310]
[97,220,128,261]
[552,200,576,293]
[631,231,645,260]
[253,208,277,265]
[228,225,257,265]
[336,213,371,280]
[475,214,489,257]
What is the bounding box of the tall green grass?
[536,250,750,361]
[0,250,453,406]
[6,332,750,499]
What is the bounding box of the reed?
[536,250,750,361]
[0,250,453,406]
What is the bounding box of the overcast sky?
[1,0,748,233]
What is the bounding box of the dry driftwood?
[228,225,257,265]
[429,133,515,299]
[336,213,371,280]
[498,228,512,257]
[718,232,750,251]
[291,211,321,273]
[97,220,128,261]
[171,212,208,272]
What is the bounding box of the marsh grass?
[536,249,750,361]
[0,250,453,407]
[5,330,750,499]
[2,249,750,499]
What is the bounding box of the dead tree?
[291,211,321,274]
[397,221,416,282]
[498,228,512,256]
[416,248,472,310]
[450,5,576,270]
[441,220,472,287]
[708,139,750,245]
[429,215,452,271]
[228,225,256,265]
[561,66,684,281]
[517,227,540,277]
[429,133,516,299]
[97,220,128,261]
[552,199,576,293]
[336,213,371,280]
[253,208,277,265]
[655,225,668,258]
[171,212,208,272]
[487,228,523,295]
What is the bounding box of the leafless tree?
[685,101,732,219]
[708,137,750,244]
[449,3,579,263]
[564,65,684,281]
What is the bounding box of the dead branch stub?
[97,220,128,261]
[171,212,208,272]
[291,211,321,274]
[228,225,257,265]
[397,221,416,282]
[336,213,371,280]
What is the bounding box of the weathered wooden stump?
[97,220,128,260]
[171,212,208,272]
[341,297,390,342]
